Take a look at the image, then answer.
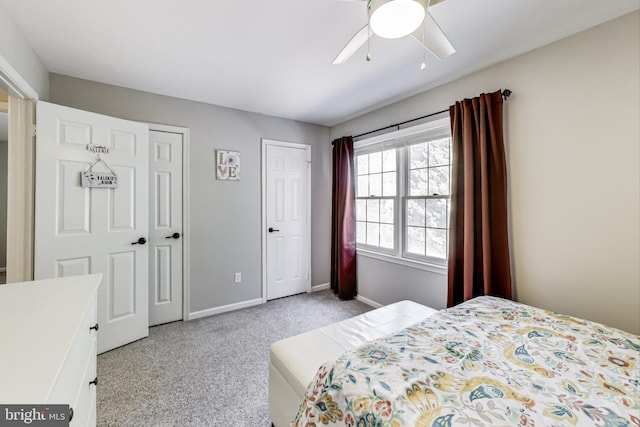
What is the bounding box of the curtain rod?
[353,89,512,139]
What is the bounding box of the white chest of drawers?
[0,274,101,427]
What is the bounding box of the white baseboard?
[356,295,383,308]
[188,298,263,321]
[311,282,330,292]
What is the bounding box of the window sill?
[356,249,447,276]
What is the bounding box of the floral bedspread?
[292,296,640,427]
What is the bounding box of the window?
[405,137,451,259]
[356,149,396,250]
[354,118,451,268]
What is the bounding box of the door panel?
[155,246,172,302]
[35,101,149,354]
[149,130,183,326]
[265,143,310,300]
[58,161,91,234]
[109,165,136,231]
[109,251,136,319]
[57,257,91,277]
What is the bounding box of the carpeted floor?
[97,290,372,426]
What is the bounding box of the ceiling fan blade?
[411,12,455,60]
[332,25,371,64]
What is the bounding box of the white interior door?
[149,130,183,326]
[264,141,310,300]
[35,101,149,354]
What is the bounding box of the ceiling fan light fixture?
[368,0,427,39]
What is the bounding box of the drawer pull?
[90,376,98,387]
[90,323,99,332]
[69,407,74,422]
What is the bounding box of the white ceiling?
[0,0,638,126]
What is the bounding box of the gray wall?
[0,5,48,99]
[331,11,640,334]
[49,74,331,313]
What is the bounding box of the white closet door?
[35,101,149,354]
[265,142,310,300]
[149,130,183,326]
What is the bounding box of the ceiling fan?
[332,0,455,65]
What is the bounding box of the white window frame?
[354,144,399,256]
[354,117,451,275]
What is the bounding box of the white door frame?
[0,55,38,283]
[0,55,39,100]
[261,138,311,303]
[147,123,191,320]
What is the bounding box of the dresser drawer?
[48,294,98,406]
[70,335,97,427]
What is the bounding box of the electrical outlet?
[234,272,241,283]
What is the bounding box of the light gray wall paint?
[0,111,7,136]
[49,74,331,313]
[0,5,48,99]
[357,257,447,309]
[0,138,7,269]
[331,11,640,334]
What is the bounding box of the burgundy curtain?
[447,90,512,307]
[330,136,357,299]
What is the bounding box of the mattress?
[268,300,438,427]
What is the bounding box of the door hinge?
[32,124,37,138]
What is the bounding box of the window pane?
[407,226,425,255]
[382,149,396,172]
[369,152,382,174]
[409,143,428,169]
[369,173,382,197]
[426,228,447,258]
[425,199,447,228]
[407,199,425,227]
[429,166,450,196]
[382,172,396,196]
[429,138,450,166]
[380,224,394,249]
[356,199,366,221]
[357,175,368,197]
[367,223,380,246]
[367,199,380,222]
[356,221,366,244]
[409,169,428,196]
[380,199,394,224]
[356,155,369,175]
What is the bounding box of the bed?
[288,296,639,427]
[269,301,439,426]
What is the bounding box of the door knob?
[268,227,280,233]
[131,237,147,245]
[165,232,181,239]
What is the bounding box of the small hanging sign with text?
[81,170,118,188]
[81,155,118,188]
